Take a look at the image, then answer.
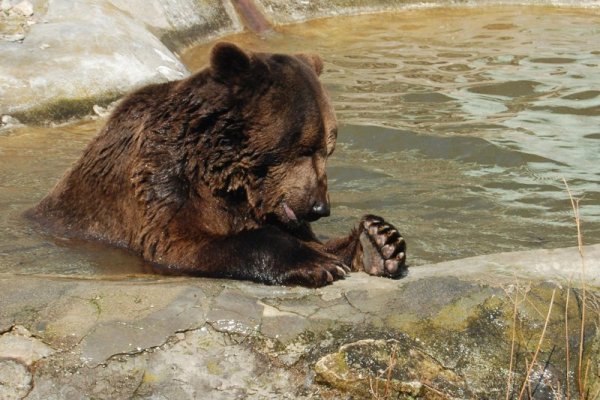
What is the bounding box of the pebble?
[92,104,108,117]
[0,33,25,42]
[1,115,21,126]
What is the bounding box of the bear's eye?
[300,147,318,158]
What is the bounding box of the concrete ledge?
[1,244,598,398]
[254,0,600,24]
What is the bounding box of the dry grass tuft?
[502,179,597,400]
[369,344,398,400]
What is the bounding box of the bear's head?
[205,43,338,227]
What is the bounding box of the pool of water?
[1,6,599,274]
[0,121,146,275]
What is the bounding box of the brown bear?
[28,43,407,287]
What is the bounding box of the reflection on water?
[1,6,599,274]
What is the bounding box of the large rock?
[0,244,598,398]
[0,0,242,123]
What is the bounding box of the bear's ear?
[295,53,324,76]
[210,42,251,80]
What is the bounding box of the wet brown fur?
[27,43,406,287]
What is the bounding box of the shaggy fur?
[28,43,407,287]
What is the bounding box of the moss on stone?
[205,359,223,375]
[12,92,122,125]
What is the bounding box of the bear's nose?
[311,201,330,218]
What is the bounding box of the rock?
[0,325,55,365]
[107,0,242,48]
[78,287,208,366]
[92,104,109,117]
[0,32,25,42]
[1,114,20,125]
[315,338,468,399]
[253,0,402,24]
[11,0,33,17]
[0,0,193,123]
[0,0,245,123]
[0,359,32,400]
[134,327,305,399]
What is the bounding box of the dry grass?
[565,285,572,399]
[563,179,589,399]
[503,180,597,400]
[516,288,556,399]
[564,178,597,400]
[368,345,398,400]
[505,278,529,400]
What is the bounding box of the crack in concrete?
[130,373,145,399]
[259,299,310,319]
[174,325,206,335]
[45,296,104,360]
[342,292,365,315]
[22,363,35,399]
[96,323,211,367]
[0,325,15,335]
[411,338,465,374]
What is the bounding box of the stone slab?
[0,0,242,122]
[0,244,599,398]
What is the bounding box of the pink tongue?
[283,203,297,221]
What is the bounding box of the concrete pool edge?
[1,243,599,398]
[2,0,600,125]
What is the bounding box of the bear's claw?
[357,215,407,278]
[281,252,349,287]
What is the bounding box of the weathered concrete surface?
[411,242,600,287]
[0,244,599,399]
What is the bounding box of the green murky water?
[1,6,599,274]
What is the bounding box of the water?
[0,121,145,275]
[1,6,599,274]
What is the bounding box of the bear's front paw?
[282,253,350,288]
[356,215,407,278]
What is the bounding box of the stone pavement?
[1,244,599,398]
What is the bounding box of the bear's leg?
[323,215,407,279]
[153,226,350,287]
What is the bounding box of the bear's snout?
[311,200,330,217]
[305,192,330,221]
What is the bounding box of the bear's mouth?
[281,201,322,224]
[282,202,298,222]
